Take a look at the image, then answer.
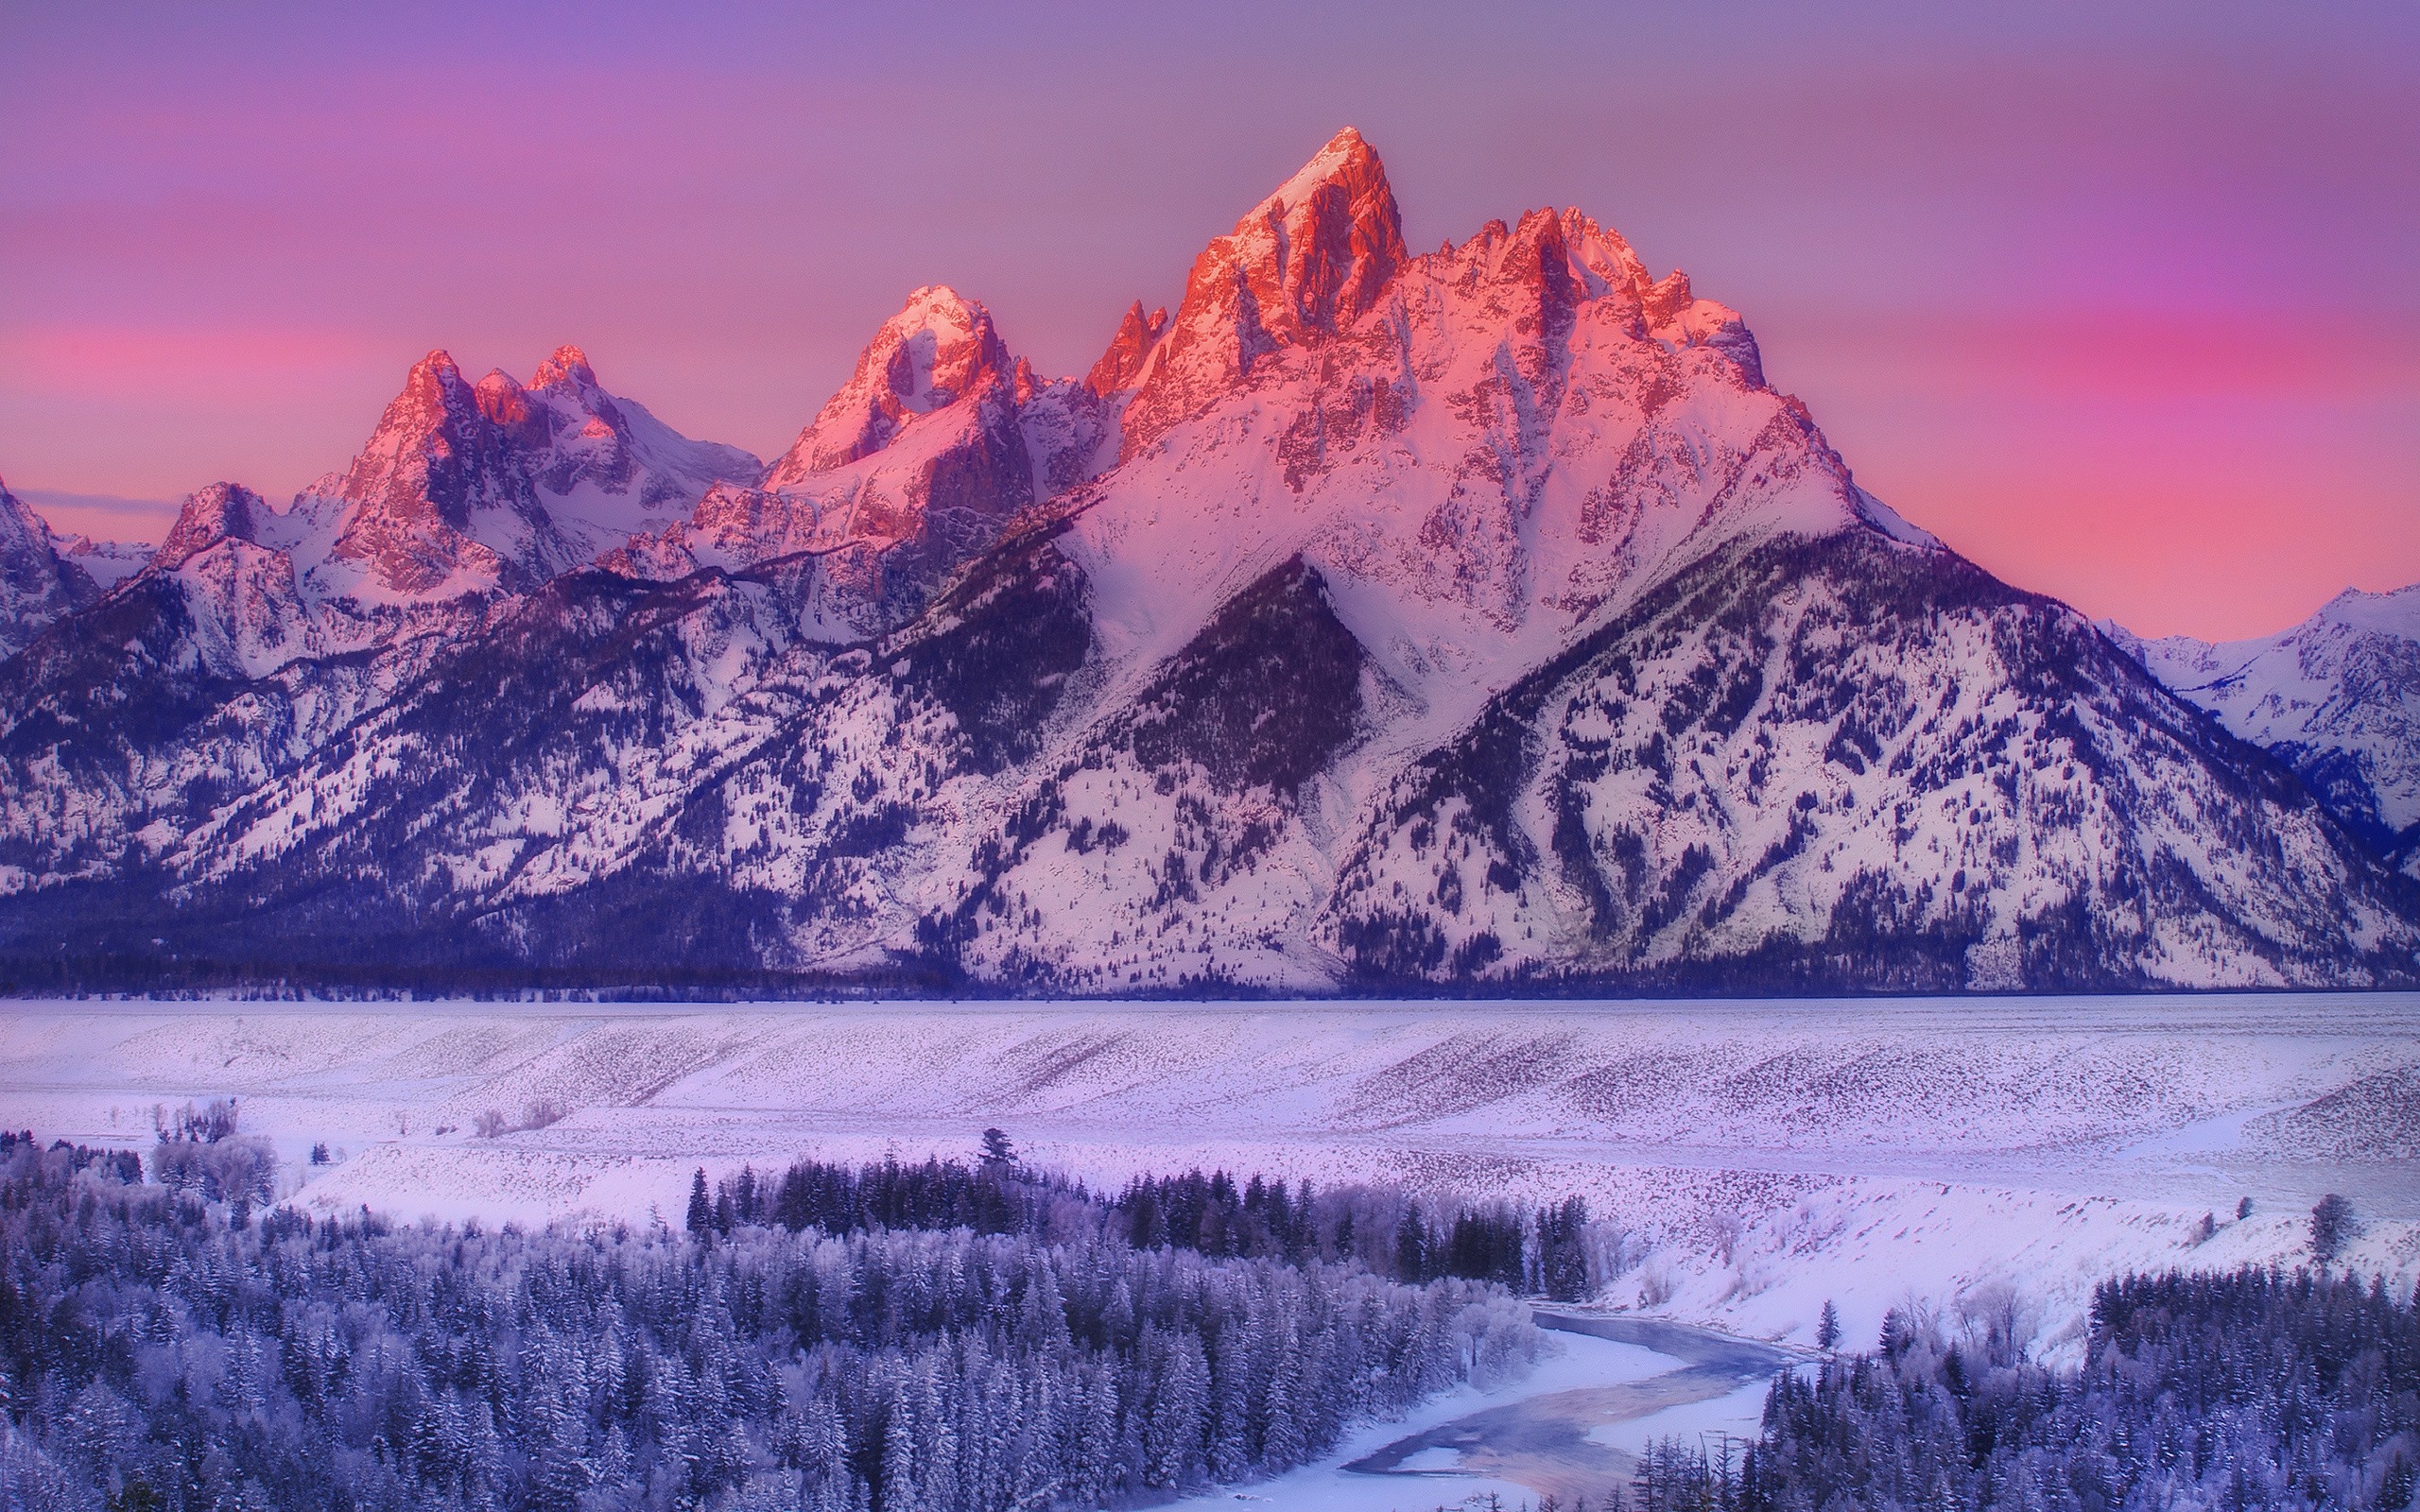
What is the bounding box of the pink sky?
[1,3,2412,640]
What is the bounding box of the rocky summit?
[1,130,2413,994]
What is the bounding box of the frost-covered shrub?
[146,1131,273,1204]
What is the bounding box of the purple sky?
[2,2,2413,639]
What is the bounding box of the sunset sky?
[2,1,2412,641]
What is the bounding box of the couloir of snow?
[3,996,2411,1367]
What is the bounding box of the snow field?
[1,996,2412,1363]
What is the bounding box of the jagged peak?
[1438,208,1654,305]
[1235,127,1407,336]
[767,284,1018,482]
[532,344,596,392]
[857,284,1011,407]
[1251,126,1381,219]
[156,482,268,569]
[1443,210,1762,385]
[1553,208,1651,294]
[188,480,260,510]
[1644,268,1693,320]
[339,351,479,471]
[404,349,463,390]
[1119,129,1409,456]
[1085,301,1171,397]
[473,369,531,425]
[365,351,480,432]
[888,283,985,333]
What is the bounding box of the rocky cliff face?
[1083,301,1170,400]
[1117,126,1409,460]
[0,130,2411,992]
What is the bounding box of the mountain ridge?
[0,129,2412,994]
[2107,585,2420,880]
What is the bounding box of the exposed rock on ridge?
[645,286,1109,636]
[0,129,2411,994]
[154,483,267,569]
[309,347,760,601]
[1120,126,1409,458]
[1085,301,1171,399]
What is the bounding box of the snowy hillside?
[2110,585,2420,879]
[3,997,2411,1353]
[0,128,2414,991]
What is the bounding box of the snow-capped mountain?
[54,535,151,592]
[302,345,763,602]
[0,129,2412,992]
[2109,586,2420,878]
[615,287,1111,637]
[0,478,97,658]
[0,476,493,899]
[0,349,762,897]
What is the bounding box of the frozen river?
[1341,1313,1804,1507]
[1150,1310,1799,1512]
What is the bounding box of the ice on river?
[1155,1327,1685,1512]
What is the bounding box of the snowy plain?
[2,993,2412,1366]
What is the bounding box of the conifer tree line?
[5,1122,2409,1512]
[0,1130,1541,1512]
[690,1146,1613,1301]
[1737,1265,2420,1512]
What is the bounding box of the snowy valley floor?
[1,994,2414,1371]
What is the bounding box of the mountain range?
[2,128,2413,994]
[2105,591,2420,882]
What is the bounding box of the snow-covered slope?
[2109,587,2420,879]
[0,477,97,658]
[0,129,2412,991]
